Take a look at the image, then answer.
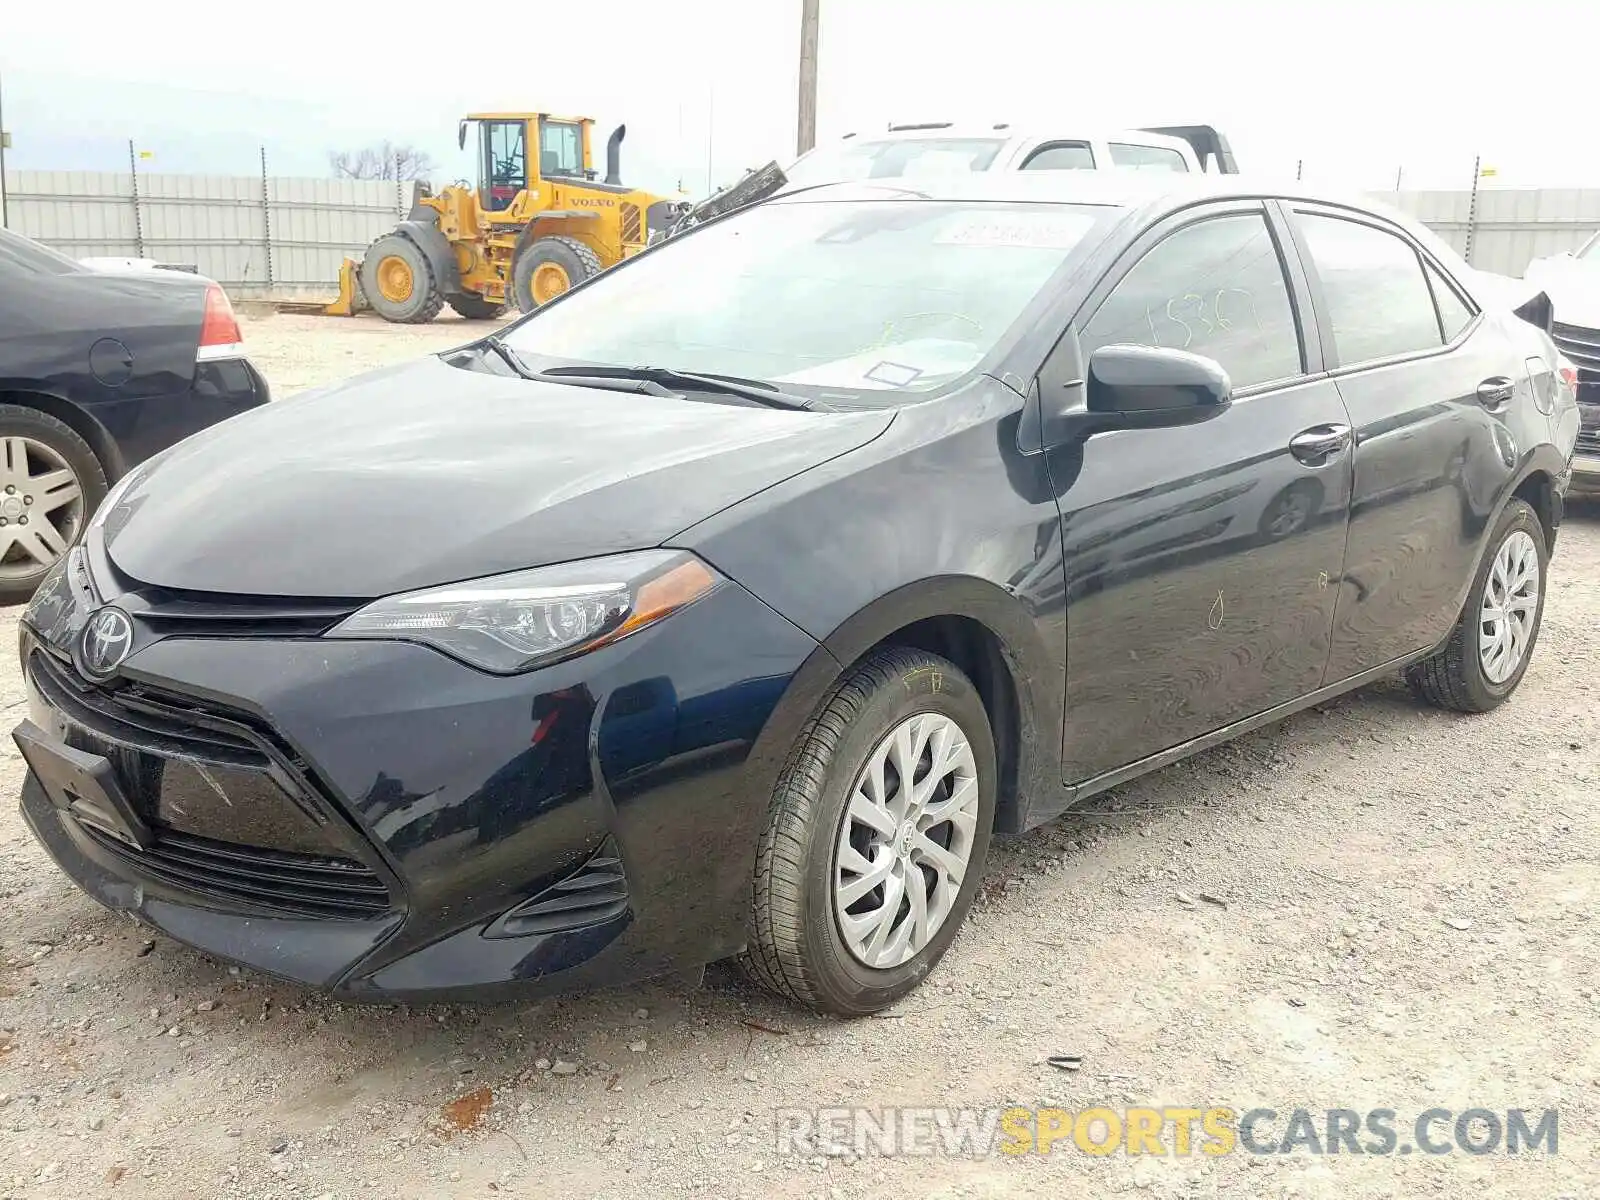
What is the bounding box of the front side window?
[1296,214,1443,365]
[1080,213,1303,390]
[504,200,1113,404]
[540,121,583,178]
[783,139,1006,187]
[1020,142,1096,171]
[1107,143,1189,173]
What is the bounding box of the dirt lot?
[1,312,1596,1199]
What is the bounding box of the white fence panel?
[7,171,1600,298]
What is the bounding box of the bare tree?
[329,142,437,182]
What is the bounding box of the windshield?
[502,200,1111,403]
[784,138,1007,188]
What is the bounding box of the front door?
[480,120,527,213]
[1043,202,1353,783]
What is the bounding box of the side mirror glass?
[458,120,468,151]
[1085,344,1231,428]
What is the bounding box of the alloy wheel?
[832,712,980,969]
[1479,529,1539,684]
[0,437,83,583]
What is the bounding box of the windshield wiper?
[537,364,815,410]
[479,334,538,380]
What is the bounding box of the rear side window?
[1424,259,1476,341]
[1081,212,1302,389]
[0,229,83,276]
[1296,214,1443,365]
[1107,143,1189,172]
[1021,142,1096,171]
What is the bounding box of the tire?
[358,233,444,324]
[738,647,997,1015]
[447,293,505,321]
[0,405,108,605]
[1405,497,1547,713]
[511,236,602,313]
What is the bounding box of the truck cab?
[783,122,1237,189]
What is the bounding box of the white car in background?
[782,122,1237,189]
[1525,231,1600,494]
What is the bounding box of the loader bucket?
[323,256,368,317]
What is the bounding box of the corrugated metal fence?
[3,170,1599,297]
[1382,187,1600,278]
[3,170,409,298]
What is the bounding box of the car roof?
[765,171,1478,293]
[830,124,1192,146]
[772,170,1314,210]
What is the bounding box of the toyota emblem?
[79,606,134,678]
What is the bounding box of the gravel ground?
[1,313,1596,1198]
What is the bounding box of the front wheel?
[1406,497,1547,712]
[738,647,996,1015]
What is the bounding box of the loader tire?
[447,293,506,321]
[359,234,444,324]
[511,236,602,312]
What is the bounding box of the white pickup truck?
[782,122,1237,188]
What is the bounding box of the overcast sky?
[3,0,1596,195]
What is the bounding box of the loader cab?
[459,113,596,213]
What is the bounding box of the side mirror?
[457,120,468,151]
[1085,344,1231,428]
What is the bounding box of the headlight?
[327,550,722,674]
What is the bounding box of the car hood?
[1524,254,1600,328]
[103,354,893,597]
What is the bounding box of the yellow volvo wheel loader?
[334,113,674,323]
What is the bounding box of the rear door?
[1282,204,1519,680]
[1044,200,1353,782]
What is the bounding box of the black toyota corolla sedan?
[14,174,1580,1015]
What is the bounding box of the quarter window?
[1424,259,1476,341]
[1296,214,1444,364]
[1081,213,1303,390]
[1021,142,1096,171]
[1107,143,1189,172]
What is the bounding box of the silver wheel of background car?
[832,712,980,969]
[0,436,83,583]
[1478,529,1539,685]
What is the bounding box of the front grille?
[1553,321,1600,375]
[27,647,395,917]
[78,823,390,919]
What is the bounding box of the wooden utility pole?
[797,0,820,156]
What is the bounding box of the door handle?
[1288,423,1352,465]
[1477,377,1515,410]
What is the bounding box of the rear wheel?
[359,234,443,324]
[0,405,106,604]
[1406,497,1546,712]
[511,236,602,312]
[447,293,505,321]
[738,647,996,1015]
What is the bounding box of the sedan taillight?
[196,283,244,361]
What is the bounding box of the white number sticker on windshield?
[934,213,1094,250]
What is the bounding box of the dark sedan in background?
[13,173,1580,1017]
[0,228,268,602]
